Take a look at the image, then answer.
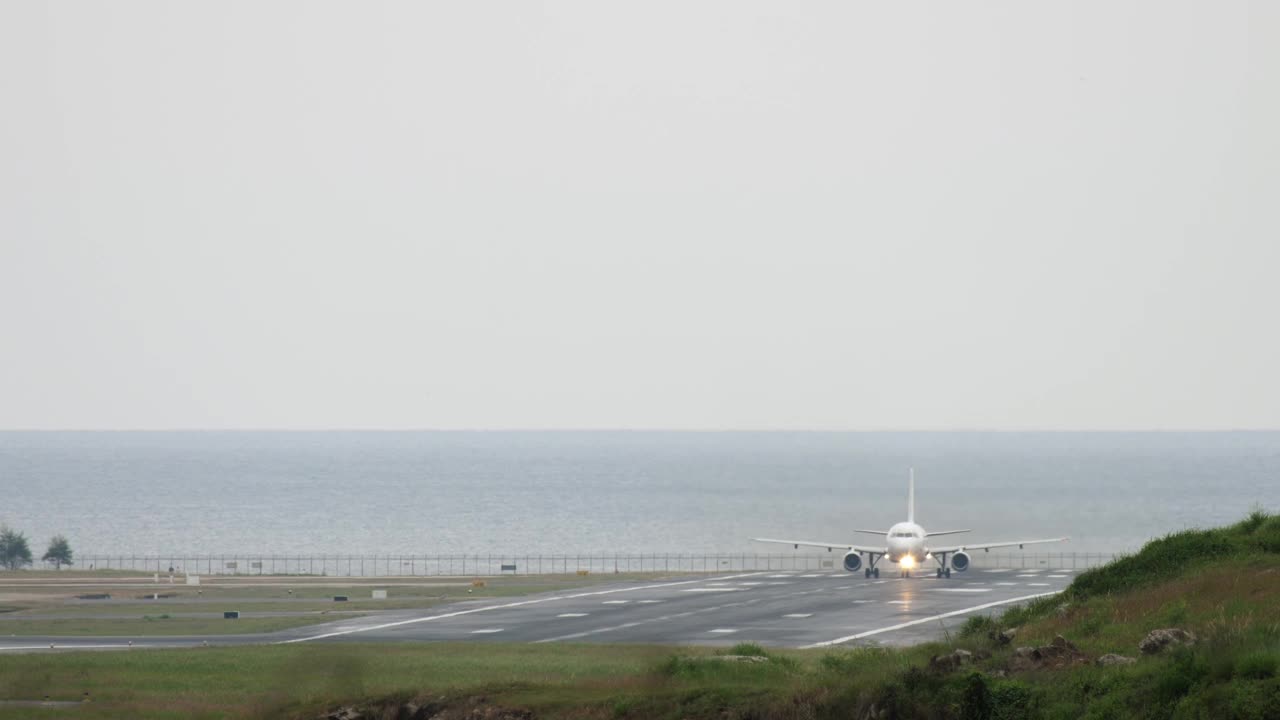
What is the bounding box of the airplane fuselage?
[885,521,927,566]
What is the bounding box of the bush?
[961,615,999,639]
[1235,652,1278,680]
[725,642,767,657]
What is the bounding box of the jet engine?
[951,551,971,572]
[842,551,863,572]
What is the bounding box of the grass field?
[1,514,1277,718]
[0,573,673,638]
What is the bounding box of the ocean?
[1,431,1277,557]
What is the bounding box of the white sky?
[2,2,1277,430]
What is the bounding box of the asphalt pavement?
[0,567,1072,652]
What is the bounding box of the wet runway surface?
[0,568,1074,652]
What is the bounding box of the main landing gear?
[933,553,952,579]
[862,553,882,578]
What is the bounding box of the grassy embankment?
[1,513,1278,719]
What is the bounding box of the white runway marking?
[768,574,795,578]
[0,643,160,652]
[783,613,813,618]
[557,613,589,618]
[602,600,630,604]
[279,572,768,644]
[852,599,875,604]
[637,599,663,604]
[765,582,791,586]
[1016,574,1038,578]
[996,582,1017,586]
[738,582,762,586]
[1028,583,1050,587]
[984,569,1011,573]
[799,574,822,578]
[681,588,739,593]
[930,588,992,593]
[835,586,851,590]
[470,629,503,634]
[1047,575,1067,578]
[887,600,909,605]
[802,592,1061,649]
[708,628,738,634]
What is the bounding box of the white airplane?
[752,470,1068,578]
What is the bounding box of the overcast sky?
[2,2,1276,430]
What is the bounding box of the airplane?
[751,470,1068,578]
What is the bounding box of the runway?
[0,568,1073,652]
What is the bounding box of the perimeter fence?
[70,551,1117,577]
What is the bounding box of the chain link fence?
[69,551,1117,577]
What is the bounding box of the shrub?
[961,615,999,639]
[726,642,767,657]
[1235,652,1278,680]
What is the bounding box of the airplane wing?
[751,537,886,554]
[926,529,972,537]
[929,537,1068,554]
[853,529,890,535]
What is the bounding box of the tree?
[43,534,73,570]
[0,526,33,571]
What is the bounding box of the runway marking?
[835,586,851,590]
[801,592,1060,649]
[783,613,813,618]
[799,574,822,578]
[929,588,992,593]
[852,599,875,603]
[708,628,738,634]
[534,598,766,644]
[887,600,909,605]
[0,643,158,652]
[995,582,1018,586]
[768,574,795,578]
[738,582,763,586]
[681,588,739,593]
[1047,575,1067,578]
[1027,583,1051,587]
[984,569,1011,573]
[279,572,768,644]
[873,581,887,585]
[557,613,589,618]
[637,600,663,604]
[602,600,630,604]
[470,629,503,634]
[765,582,791,586]
[1015,574,1038,578]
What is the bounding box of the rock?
[995,628,1018,645]
[325,708,363,720]
[1009,637,1088,671]
[694,655,768,663]
[1139,628,1197,655]
[1096,654,1137,667]
[928,648,974,673]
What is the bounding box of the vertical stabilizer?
[907,468,915,523]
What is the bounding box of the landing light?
[900,556,916,569]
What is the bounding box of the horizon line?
[2,427,1279,433]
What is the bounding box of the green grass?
[0,616,335,637]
